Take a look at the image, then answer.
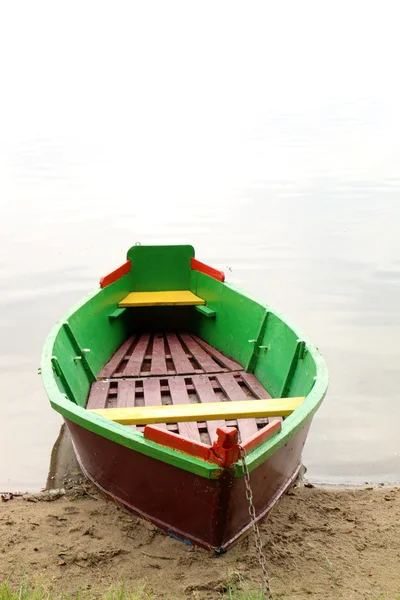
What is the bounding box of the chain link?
[239,445,274,600]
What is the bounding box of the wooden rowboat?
[41,245,328,552]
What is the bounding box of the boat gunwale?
[41,278,329,480]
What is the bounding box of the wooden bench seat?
[90,397,304,425]
[118,290,205,307]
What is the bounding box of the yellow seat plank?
[118,290,206,307]
[90,397,305,425]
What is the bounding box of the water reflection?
[46,425,81,491]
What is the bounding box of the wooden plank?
[240,372,282,427]
[123,419,265,431]
[166,333,195,374]
[194,305,216,319]
[90,396,305,424]
[62,322,97,382]
[191,335,242,371]
[281,341,305,397]
[117,380,137,430]
[242,419,282,454]
[240,372,272,399]
[150,334,167,375]
[123,334,150,377]
[87,381,110,409]
[51,356,77,405]
[109,307,128,320]
[216,373,258,440]
[245,311,269,373]
[118,290,205,307]
[168,378,201,441]
[180,334,222,373]
[117,381,136,408]
[144,426,213,462]
[142,378,166,429]
[100,259,131,288]
[98,336,134,378]
[191,375,228,443]
[190,257,225,282]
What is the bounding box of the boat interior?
[87,330,279,446]
[49,245,317,458]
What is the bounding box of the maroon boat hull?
[66,418,311,551]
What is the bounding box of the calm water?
[1,3,400,491]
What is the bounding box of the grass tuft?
[222,572,279,600]
[0,581,159,600]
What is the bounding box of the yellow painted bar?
[118,290,206,307]
[90,397,305,425]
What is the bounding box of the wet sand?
[1,481,399,599]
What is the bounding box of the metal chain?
[239,445,274,600]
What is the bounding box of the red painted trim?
[144,425,221,465]
[144,420,281,466]
[191,258,225,282]
[100,260,131,288]
[242,419,282,454]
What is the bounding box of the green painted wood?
[281,340,306,398]
[109,307,128,320]
[52,327,92,408]
[67,276,131,376]
[253,312,299,399]
[63,322,97,383]
[245,311,270,373]
[289,349,316,398]
[51,357,77,405]
[194,305,216,318]
[48,276,131,408]
[126,245,194,292]
[190,271,266,370]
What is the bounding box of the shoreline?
[3,476,400,498]
[1,480,399,599]
[3,481,400,497]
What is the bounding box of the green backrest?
[127,245,195,291]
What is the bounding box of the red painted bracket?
[241,419,282,454]
[144,425,237,467]
[100,260,131,288]
[212,427,240,467]
[144,419,282,468]
[144,425,219,464]
[191,258,225,282]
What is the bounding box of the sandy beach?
[1,480,399,599]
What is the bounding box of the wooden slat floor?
[89,332,278,445]
[98,332,242,379]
